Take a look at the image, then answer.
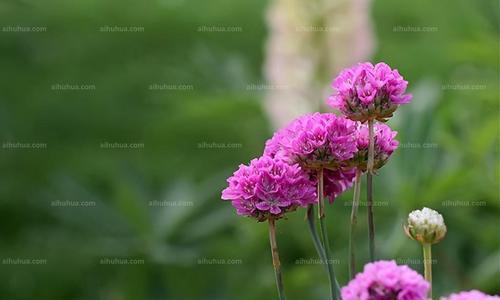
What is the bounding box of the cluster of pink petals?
[323,168,356,203]
[221,156,317,221]
[350,122,399,170]
[264,113,358,167]
[263,113,359,202]
[341,260,429,300]
[328,62,412,121]
[441,290,500,300]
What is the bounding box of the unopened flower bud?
[404,207,447,244]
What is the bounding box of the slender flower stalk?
[306,205,327,272]
[423,243,432,299]
[318,167,326,219]
[348,169,362,279]
[367,119,376,261]
[367,119,375,172]
[317,167,341,300]
[367,172,375,261]
[268,218,286,300]
[307,201,341,299]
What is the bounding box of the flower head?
[328,62,412,122]
[341,260,430,300]
[221,156,317,221]
[263,113,358,203]
[441,290,500,300]
[348,122,399,171]
[264,112,358,169]
[404,207,447,244]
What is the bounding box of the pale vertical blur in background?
[0,0,498,299]
[265,0,375,128]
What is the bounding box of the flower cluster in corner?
[341,260,429,300]
[221,156,317,221]
[441,290,500,300]
[328,62,412,122]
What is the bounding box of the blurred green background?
[0,0,499,299]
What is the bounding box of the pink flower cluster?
[221,156,317,221]
[223,63,405,218]
[341,260,429,300]
[264,113,358,168]
[263,113,360,202]
[262,112,400,202]
[328,62,412,122]
[441,290,500,300]
[349,122,399,170]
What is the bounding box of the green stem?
[423,243,432,299]
[367,119,376,261]
[349,169,362,279]
[367,119,375,172]
[306,205,327,272]
[367,172,375,261]
[317,167,340,300]
[268,218,287,300]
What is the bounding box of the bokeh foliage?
[0,0,498,299]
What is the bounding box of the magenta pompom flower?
[341,260,430,300]
[328,62,412,122]
[263,113,358,202]
[441,290,500,300]
[264,112,358,170]
[348,122,399,171]
[221,155,317,221]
